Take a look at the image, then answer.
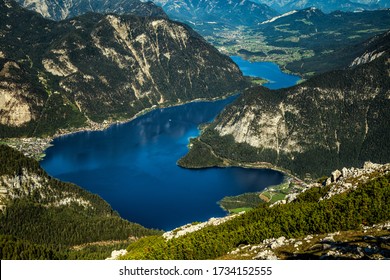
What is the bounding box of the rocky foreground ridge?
[227,221,390,260]
[178,161,390,239]
[230,161,390,260]
[161,162,389,241]
[272,161,390,206]
[112,161,390,260]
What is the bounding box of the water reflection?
[231,56,301,89]
[40,57,297,230]
[41,98,284,230]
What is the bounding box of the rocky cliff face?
[180,32,390,178]
[0,61,42,127]
[15,0,167,20]
[0,169,92,210]
[0,0,247,137]
[350,30,390,67]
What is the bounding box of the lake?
[231,56,301,89]
[40,58,298,230]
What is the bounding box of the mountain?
[256,8,390,75]
[0,0,247,137]
[253,0,381,13]
[350,30,390,67]
[258,8,390,52]
[0,144,161,258]
[202,7,390,77]
[15,0,167,20]
[352,0,390,8]
[179,31,390,178]
[148,0,278,27]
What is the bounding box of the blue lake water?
[231,56,301,89]
[41,57,297,230]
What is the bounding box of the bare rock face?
[350,51,386,67]
[350,30,390,67]
[322,162,390,200]
[0,168,93,210]
[0,88,33,126]
[106,249,127,260]
[15,0,167,21]
[0,60,42,127]
[331,170,342,183]
[162,212,245,240]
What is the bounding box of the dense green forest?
[0,198,161,246]
[122,172,390,259]
[0,235,64,260]
[0,145,162,259]
[0,143,44,176]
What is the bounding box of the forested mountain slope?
[0,0,247,137]
[179,31,390,178]
[0,144,162,259]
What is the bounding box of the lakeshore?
[4,58,301,230]
[1,91,243,161]
[39,95,285,230]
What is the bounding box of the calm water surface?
[41,58,297,230]
[231,56,300,89]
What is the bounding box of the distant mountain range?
[148,0,278,27]
[252,0,388,13]
[351,0,389,8]
[254,7,390,75]
[0,0,247,137]
[257,7,390,49]
[179,30,390,178]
